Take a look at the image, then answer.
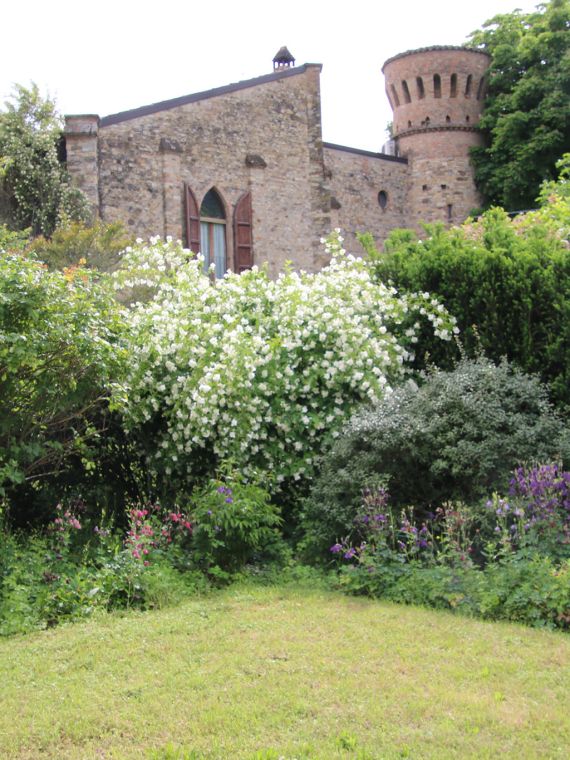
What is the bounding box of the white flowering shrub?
[112,233,458,494]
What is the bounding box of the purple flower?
[344,548,356,560]
[225,497,233,504]
[330,543,343,554]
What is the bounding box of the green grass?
[1,583,569,759]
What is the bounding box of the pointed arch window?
[185,185,253,276]
[199,188,227,278]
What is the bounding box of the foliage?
[367,182,570,408]
[468,0,570,210]
[0,500,201,635]
[0,251,126,525]
[331,471,570,630]
[25,219,134,271]
[0,83,90,236]
[0,224,29,252]
[189,469,282,573]
[302,359,570,557]
[112,233,457,505]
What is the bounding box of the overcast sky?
[1,0,540,152]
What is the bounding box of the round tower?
[382,46,491,227]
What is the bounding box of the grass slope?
[1,584,569,759]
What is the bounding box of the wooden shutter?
[185,185,200,253]
[233,191,253,273]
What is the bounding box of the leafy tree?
[469,0,570,210]
[0,83,89,237]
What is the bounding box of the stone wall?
[67,65,331,276]
[324,144,409,253]
[65,48,491,272]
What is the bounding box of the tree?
[469,0,570,210]
[0,83,89,237]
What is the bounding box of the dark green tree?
[469,0,570,210]
[0,83,89,237]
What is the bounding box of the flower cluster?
[125,504,192,564]
[509,464,570,526]
[113,233,457,489]
[49,501,84,553]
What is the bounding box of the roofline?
[323,141,408,164]
[382,45,491,71]
[98,63,323,127]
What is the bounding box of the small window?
[408,120,412,128]
[422,184,428,191]
[447,204,453,221]
[378,190,388,209]
[446,115,451,123]
[390,84,400,107]
[466,115,470,123]
[433,74,441,98]
[416,77,425,99]
[450,73,457,98]
[440,184,447,190]
[465,74,473,98]
[402,80,411,104]
[476,77,486,100]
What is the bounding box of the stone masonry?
[64,46,490,274]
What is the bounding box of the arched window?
[465,74,473,98]
[185,186,253,276]
[450,74,457,98]
[200,188,227,278]
[390,84,401,107]
[476,77,486,100]
[401,80,411,104]
[416,77,425,100]
[433,74,441,98]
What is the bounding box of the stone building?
[64,45,490,276]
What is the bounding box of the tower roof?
[273,46,295,69]
[382,45,490,71]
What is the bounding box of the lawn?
[1,583,569,759]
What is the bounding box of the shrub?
[364,178,570,408]
[26,220,133,272]
[302,359,570,557]
[0,252,127,526]
[112,233,457,506]
[189,469,282,573]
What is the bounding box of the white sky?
[1,0,540,153]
